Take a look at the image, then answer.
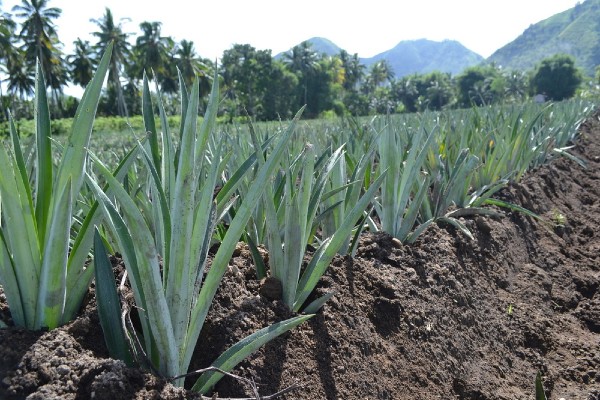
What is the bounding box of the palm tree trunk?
[111,64,128,117]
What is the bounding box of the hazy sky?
[3,0,582,59]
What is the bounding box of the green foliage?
[456,65,505,107]
[368,98,593,243]
[89,73,312,392]
[531,54,583,100]
[374,116,436,242]
[1,114,182,137]
[93,229,132,365]
[11,0,66,105]
[535,371,547,400]
[392,71,455,112]
[254,138,384,312]
[0,44,113,330]
[221,44,275,119]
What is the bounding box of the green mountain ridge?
[487,0,600,75]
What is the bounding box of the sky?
[3,0,583,60]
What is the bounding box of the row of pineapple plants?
[0,45,594,394]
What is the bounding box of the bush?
[530,54,583,101]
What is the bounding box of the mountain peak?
[304,37,342,56]
[363,39,484,77]
[276,37,342,58]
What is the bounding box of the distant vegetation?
[0,0,598,125]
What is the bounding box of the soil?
[1,111,600,400]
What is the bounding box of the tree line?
[0,0,590,122]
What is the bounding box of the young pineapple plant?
[0,44,114,330]
[89,72,311,393]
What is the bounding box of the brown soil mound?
[1,111,599,400]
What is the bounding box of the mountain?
[278,38,483,78]
[304,37,343,56]
[487,0,600,75]
[362,39,484,78]
[275,37,342,59]
[273,1,600,79]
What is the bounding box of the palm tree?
[5,52,35,99]
[91,7,131,116]
[339,50,365,91]
[424,79,454,110]
[12,0,64,91]
[504,70,528,102]
[133,21,172,78]
[0,1,17,118]
[175,39,197,85]
[368,60,394,88]
[469,79,493,106]
[0,1,16,63]
[12,0,68,115]
[67,38,95,88]
[175,39,210,90]
[283,41,320,106]
[158,40,179,95]
[391,76,420,113]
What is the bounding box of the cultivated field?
[0,57,598,399]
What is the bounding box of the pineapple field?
[0,47,599,399]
